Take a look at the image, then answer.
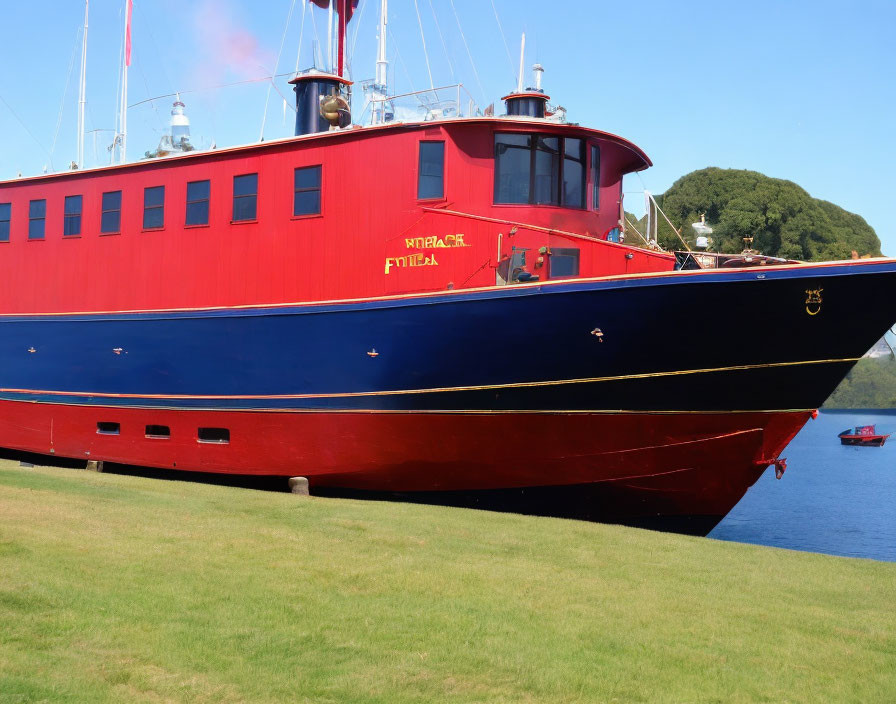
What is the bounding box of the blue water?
[709,411,896,562]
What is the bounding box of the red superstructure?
[0,118,670,314]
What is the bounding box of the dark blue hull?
[2,261,894,413]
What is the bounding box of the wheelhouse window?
[0,203,10,242]
[143,186,165,229]
[495,133,585,208]
[232,173,257,222]
[186,180,210,226]
[495,134,531,204]
[101,190,122,233]
[417,141,445,199]
[563,139,585,209]
[550,248,580,278]
[64,195,82,236]
[28,199,46,240]
[591,145,601,210]
[293,166,321,216]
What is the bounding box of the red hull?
[0,399,809,531]
[839,435,888,446]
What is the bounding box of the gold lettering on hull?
[385,253,440,274]
[404,233,469,250]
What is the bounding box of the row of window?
[0,134,599,243]
[0,166,322,242]
[96,421,230,444]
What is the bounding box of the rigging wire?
[427,0,455,81]
[348,0,369,78]
[294,0,308,73]
[447,0,485,105]
[129,73,298,109]
[412,0,435,92]
[50,25,83,165]
[489,0,517,85]
[261,0,299,141]
[0,94,54,163]
[388,25,417,98]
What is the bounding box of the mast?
[375,0,387,88]
[76,0,89,169]
[374,0,388,123]
[119,0,132,164]
[516,33,525,93]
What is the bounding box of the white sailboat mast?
[376,0,388,88]
[119,0,131,164]
[76,0,89,169]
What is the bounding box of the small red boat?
[838,425,890,446]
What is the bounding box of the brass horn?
[320,94,350,127]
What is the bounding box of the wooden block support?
[86,460,104,473]
[288,476,309,495]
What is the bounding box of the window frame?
[101,190,122,234]
[293,165,322,217]
[185,179,211,227]
[494,132,587,210]
[232,173,258,223]
[28,199,46,240]
[0,202,10,243]
[417,141,446,201]
[142,185,165,230]
[591,144,601,211]
[64,195,83,237]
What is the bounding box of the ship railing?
[361,83,480,124]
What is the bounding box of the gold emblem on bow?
[805,288,823,316]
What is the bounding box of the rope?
[489,0,517,85]
[427,0,456,80]
[447,0,485,105]
[261,0,298,141]
[50,25,82,166]
[649,192,690,251]
[0,94,53,161]
[348,0,368,76]
[623,216,651,245]
[294,0,308,73]
[412,0,435,91]
[128,73,298,109]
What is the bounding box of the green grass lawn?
[1,460,894,703]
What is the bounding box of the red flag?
[125,0,133,67]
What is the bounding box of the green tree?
[626,168,882,261]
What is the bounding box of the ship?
[1,0,896,535]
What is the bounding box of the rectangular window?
[64,195,82,236]
[494,133,583,208]
[591,145,601,210]
[145,425,170,439]
[28,199,46,240]
[186,180,210,226]
[198,427,230,444]
[550,248,580,279]
[143,186,165,229]
[101,190,122,233]
[293,166,322,216]
[533,136,560,205]
[96,422,120,435]
[232,173,257,222]
[495,133,532,204]
[417,142,445,199]
[562,139,585,208]
[0,202,10,242]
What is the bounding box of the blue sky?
[1,0,894,253]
